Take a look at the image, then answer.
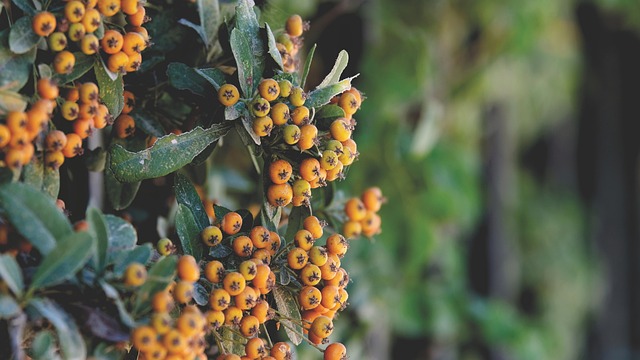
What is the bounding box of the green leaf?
[224,101,245,121]
[167,62,212,97]
[21,159,60,199]
[264,23,283,70]
[0,295,21,319]
[192,282,208,306]
[30,231,94,290]
[29,330,58,360]
[235,0,260,36]
[0,29,36,92]
[133,255,178,314]
[29,298,86,360]
[0,90,28,115]
[230,29,255,98]
[174,173,210,229]
[95,61,124,117]
[11,0,36,15]
[314,104,346,129]
[284,205,310,244]
[176,204,204,261]
[178,19,207,45]
[42,165,60,198]
[87,208,109,273]
[300,44,316,89]
[198,0,220,49]
[131,110,166,137]
[105,139,144,210]
[195,68,224,91]
[112,244,152,276]
[213,204,231,220]
[109,124,232,182]
[105,215,137,264]
[100,281,135,328]
[38,64,52,79]
[318,50,349,88]
[0,254,24,296]
[21,160,44,192]
[238,115,260,145]
[54,53,95,84]
[0,182,72,255]
[273,286,303,345]
[306,75,358,108]
[9,16,41,54]
[220,327,246,355]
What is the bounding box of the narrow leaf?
[11,0,36,15]
[198,0,220,49]
[0,182,72,255]
[318,50,349,88]
[131,110,166,137]
[238,115,260,145]
[37,64,52,79]
[95,62,124,117]
[87,207,109,273]
[213,204,231,220]
[0,32,36,92]
[300,44,316,89]
[101,281,136,328]
[167,62,211,97]
[314,105,345,130]
[176,204,204,261]
[29,299,87,360]
[193,282,208,306]
[133,255,178,314]
[306,75,358,108]
[178,19,207,45]
[105,215,137,264]
[9,16,40,54]
[30,231,94,290]
[195,68,224,91]
[0,255,23,296]
[230,29,254,97]
[174,173,210,229]
[264,23,283,70]
[42,165,60,199]
[105,138,144,210]
[273,286,303,345]
[224,101,245,121]
[109,124,232,182]
[29,330,57,360]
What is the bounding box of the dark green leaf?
[87,207,109,273]
[176,204,204,261]
[264,23,283,70]
[11,0,36,15]
[174,173,210,230]
[235,0,260,37]
[193,282,208,306]
[29,330,57,360]
[318,50,349,88]
[0,30,36,92]
[85,147,107,172]
[95,62,124,117]
[260,205,281,232]
[109,123,232,182]
[42,165,59,199]
[105,139,144,210]
[195,68,224,91]
[278,268,290,286]
[213,204,231,221]
[29,299,87,360]
[236,209,254,232]
[54,53,94,84]
[101,281,136,328]
[133,255,177,314]
[113,244,152,277]
[178,19,207,44]
[300,44,316,89]
[209,244,232,258]
[0,182,72,255]
[0,255,23,296]
[30,231,94,290]
[230,29,255,98]
[198,0,220,49]
[191,139,220,165]
[314,105,346,130]
[167,62,211,97]
[132,110,166,137]
[224,101,245,120]
[21,159,60,199]
[284,206,310,244]
[138,55,164,73]
[105,215,137,264]
[273,286,302,345]
[238,115,260,145]
[95,20,105,40]
[9,16,41,54]
[306,76,358,109]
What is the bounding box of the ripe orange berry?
[289,86,306,107]
[310,315,334,339]
[62,133,84,158]
[294,229,315,251]
[32,12,56,37]
[344,198,366,221]
[299,286,322,310]
[53,51,75,74]
[177,255,200,282]
[252,264,270,289]
[326,234,348,257]
[205,310,225,329]
[282,124,301,145]
[209,288,230,311]
[361,211,381,237]
[114,114,136,138]
[267,231,281,255]
[258,79,280,102]
[73,118,94,139]
[127,4,146,27]
[221,211,243,235]
[5,149,23,170]
[150,312,172,335]
[253,116,273,137]
[324,343,347,360]
[173,280,194,304]
[79,102,98,118]
[232,235,254,258]
[80,34,100,55]
[309,246,328,267]
[239,260,258,281]
[108,51,129,74]
[321,285,340,309]
[287,247,308,270]
[201,225,223,247]
[162,329,186,354]
[65,1,86,23]
[270,342,292,360]
[235,286,257,311]
[176,311,203,338]
[0,125,10,148]
[94,104,111,129]
[47,32,67,52]
[326,161,344,182]
[285,15,304,37]
[101,30,124,54]
[204,260,225,283]
[239,315,260,337]
[122,31,146,55]
[152,290,174,313]
[25,108,48,135]
[339,138,358,165]
[131,326,157,352]
[250,226,270,249]
[245,337,267,359]
[251,98,270,117]
[362,187,384,212]
[97,0,121,17]
[269,159,292,185]
[124,262,147,286]
[298,124,318,151]
[123,91,135,114]
[82,8,102,33]
[291,106,309,126]
[223,272,246,296]
[37,78,59,100]
[125,52,142,72]
[343,220,362,239]
[218,84,240,106]
[330,119,351,142]
[223,306,243,326]
[121,0,138,15]
[300,264,322,286]
[251,300,270,324]
[270,102,290,125]
[44,151,65,170]
[338,91,360,116]
[320,255,339,281]
[252,248,272,265]
[267,183,293,207]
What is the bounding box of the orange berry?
[218,84,240,107]
[204,260,225,283]
[310,315,333,339]
[269,159,292,185]
[177,255,200,282]
[44,151,65,170]
[122,90,135,114]
[131,326,157,352]
[223,272,246,296]
[124,262,147,286]
[62,133,84,158]
[209,288,230,311]
[244,337,266,359]
[258,78,280,102]
[122,31,146,55]
[285,15,304,37]
[73,118,94,139]
[114,114,136,138]
[127,4,146,27]
[82,8,102,33]
[221,211,243,235]
[32,12,56,37]
[97,0,121,17]
[233,235,254,258]
[0,125,10,148]
[286,247,308,270]
[101,30,123,54]
[249,226,270,249]
[267,183,293,207]
[298,124,318,151]
[291,106,309,126]
[64,1,86,23]
[344,198,366,221]
[37,78,59,100]
[121,0,138,15]
[53,51,75,74]
[324,343,347,360]
[362,186,384,212]
[108,52,129,74]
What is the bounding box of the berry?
[245,337,267,359]
[80,34,100,55]
[259,79,280,101]
[282,124,301,145]
[309,246,328,267]
[235,286,257,310]
[324,343,347,360]
[152,290,174,313]
[271,342,292,360]
[310,315,334,338]
[287,247,308,270]
[82,9,102,33]
[221,211,243,234]
[267,183,293,207]
[303,216,324,239]
[37,78,59,100]
[209,288,231,311]
[53,51,75,74]
[47,32,67,52]
[131,326,157,352]
[326,234,348,257]
[294,229,314,251]
[32,12,56,37]
[174,281,194,304]
[299,286,322,310]
[285,15,304,37]
[289,86,306,107]
[101,30,124,54]
[62,133,84,158]
[253,116,273,137]
[362,187,385,212]
[344,198,366,221]
[300,264,322,286]
[269,159,292,185]
[298,124,318,151]
[278,80,293,98]
[330,119,352,142]
[122,31,146,55]
[251,97,271,117]
[201,225,223,247]
[124,262,147,286]
[204,260,225,283]
[271,102,290,125]
[239,315,260,337]
[114,114,136,138]
[64,1,85,23]
[233,235,254,257]
[239,260,258,281]
[223,272,246,296]
[177,255,200,282]
[291,106,309,126]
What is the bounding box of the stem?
[246,145,261,175]
[279,321,324,352]
[262,323,273,348]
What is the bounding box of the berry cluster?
[343,187,385,239]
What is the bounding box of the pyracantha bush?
[0,0,384,358]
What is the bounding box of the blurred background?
[258,0,640,359]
